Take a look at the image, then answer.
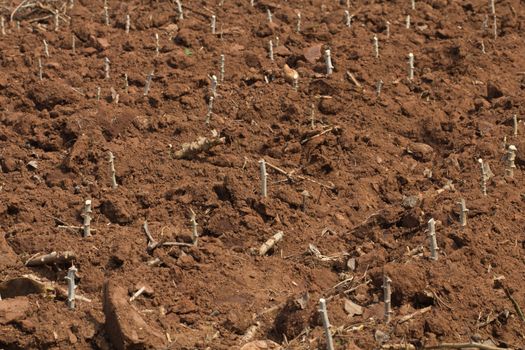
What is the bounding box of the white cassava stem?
[325,49,333,75]
[268,40,274,61]
[259,159,268,197]
[124,73,128,94]
[155,33,160,56]
[301,190,310,211]
[211,15,216,34]
[267,8,272,23]
[190,209,198,245]
[310,103,315,129]
[104,57,110,79]
[376,80,383,97]
[104,3,109,26]
[406,15,411,29]
[205,96,214,124]
[386,21,390,38]
[505,145,517,177]
[125,14,130,34]
[108,151,118,189]
[345,10,352,27]
[296,12,301,33]
[373,35,379,58]
[82,199,92,237]
[513,114,518,136]
[493,15,497,39]
[478,158,487,196]
[96,86,101,101]
[219,54,225,83]
[408,53,414,81]
[54,10,59,31]
[1,17,5,35]
[319,299,335,350]
[210,75,218,97]
[176,0,183,20]
[38,58,43,81]
[383,275,392,322]
[458,198,468,227]
[428,218,438,261]
[144,70,154,96]
[65,265,77,309]
[72,34,76,54]
[489,0,495,15]
[411,0,416,10]
[43,39,49,57]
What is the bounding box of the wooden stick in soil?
[144,70,154,96]
[324,49,333,75]
[108,151,118,189]
[505,145,517,177]
[190,208,198,246]
[259,159,268,197]
[205,96,214,124]
[219,54,225,83]
[104,57,110,79]
[478,158,488,196]
[408,53,414,80]
[383,275,392,322]
[65,265,77,309]
[259,231,284,256]
[82,199,92,237]
[43,39,49,57]
[376,80,383,97]
[38,57,43,81]
[458,199,468,227]
[176,0,183,20]
[427,218,438,260]
[25,251,76,267]
[319,298,335,350]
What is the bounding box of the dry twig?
[423,343,509,350]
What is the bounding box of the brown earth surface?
[0,0,525,349]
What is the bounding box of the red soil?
[0,0,524,349]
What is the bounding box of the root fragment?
[174,130,225,159]
[25,251,76,266]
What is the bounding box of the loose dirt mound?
[0,0,524,349]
